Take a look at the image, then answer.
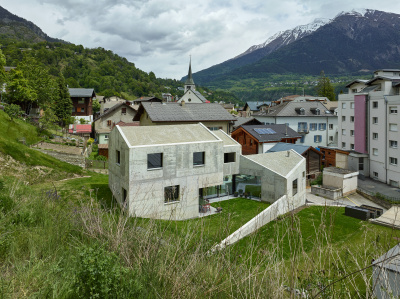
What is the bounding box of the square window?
[329,124,333,130]
[373,133,378,140]
[342,103,346,109]
[373,117,378,124]
[121,107,127,114]
[224,152,236,163]
[164,185,179,203]
[292,179,298,196]
[148,153,163,169]
[342,142,346,148]
[350,130,354,136]
[373,148,378,156]
[359,157,364,171]
[373,172,378,178]
[350,116,355,122]
[342,116,346,122]
[351,144,354,150]
[310,123,317,131]
[390,157,398,165]
[314,135,322,143]
[329,136,333,142]
[107,120,112,126]
[81,108,85,113]
[342,129,346,135]
[319,123,326,130]
[350,102,355,109]
[116,150,120,164]
[390,123,398,132]
[390,140,398,148]
[193,152,205,166]
[373,101,378,108]
[389,106,398,114]
[104,134,109,140]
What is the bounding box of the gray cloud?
[2,0,400,79]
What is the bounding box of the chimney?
[286,150,290,157]
[181,100,185,107]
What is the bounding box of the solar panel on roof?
[254,128,276,135]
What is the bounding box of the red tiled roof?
[69,124,92,133]
[116,121,140,127]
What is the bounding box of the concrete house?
[108,123,241,220]
[231,124,301,155]
[94,102,137,144]
[253,101,338,147]
[373,245,400,299]
[69,88,96,124]
[133,102,237,134]
[108,123,307,220]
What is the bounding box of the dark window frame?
[147,153,163,170]
[164,185,180,203]
[193,152,205,166]
[292,179,298,196]
[116,150,120,164]
[224,152,236,163]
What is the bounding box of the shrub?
[79,118,87,124]
[4,104,23,121]
[73,245,142,298]
[310,174,323,185]
[87,138,94,146]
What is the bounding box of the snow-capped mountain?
[235,18,330,59]
[188,8,400,85]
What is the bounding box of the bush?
[310,174,323,185]
[4,104,23,121]
[73,245,142,298]
[79,118,87,124]
[87,138,94,146]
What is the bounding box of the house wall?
[322,170,358,195]
[239,154,306,204]
[108,127,226,220]
[305,149,321,176]
[336,152,349,169]
[72,97,93,117]
[178,90,203,103]
[231,128,259,155]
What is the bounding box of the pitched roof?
[239,124,301,142]
[243,151,304,177]
[132,96,163,103]
[68,88,96,98]
[133,102,236,122]
[232,117,263,129]
[68,124,92,133]
[253,101,335,117]
[244,101,270,111]
[94,102,136,122]
[193,90,209,103]
[267,142,321,155]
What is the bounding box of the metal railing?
[357,186,400,202]
[85,158,108,169]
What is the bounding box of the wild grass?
[0,173,398,298]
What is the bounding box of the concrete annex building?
[108,124,306,220]
[339,69,400,187]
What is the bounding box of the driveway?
[358,177,400,199]
[306,188,388,213]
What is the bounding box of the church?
[177,59,210,103]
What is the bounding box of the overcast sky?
[2,1,400,80]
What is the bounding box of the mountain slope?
[191,18,329,84]
[0,6,65,43]
[191,9,400,86]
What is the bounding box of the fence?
[85,158,108,169]
[357,186,400,203]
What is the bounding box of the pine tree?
[54,73,72,126]
[315,70,336,101]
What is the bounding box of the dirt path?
[33,142,84,155]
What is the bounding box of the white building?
[253,101,338,148]
[108,123,306,220]
[338,69,400,187]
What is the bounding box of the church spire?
[184,56,195,92]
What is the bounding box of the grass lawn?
[245,184,261,197]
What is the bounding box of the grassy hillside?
[0,110,82,182]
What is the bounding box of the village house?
[69,88,96,123]
[94,102,138,144]
[133,101,237,134]
[99,96,127,114]
[108,123,306,220]
[252,100,338,148]
[231,124,301,155]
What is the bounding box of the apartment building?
[338,69,400,187]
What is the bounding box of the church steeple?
[184,56,195,93]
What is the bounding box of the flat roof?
[212,130,240,146]
[245,151,303,177]
[324,167,356,175]
[118,123,220,147]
